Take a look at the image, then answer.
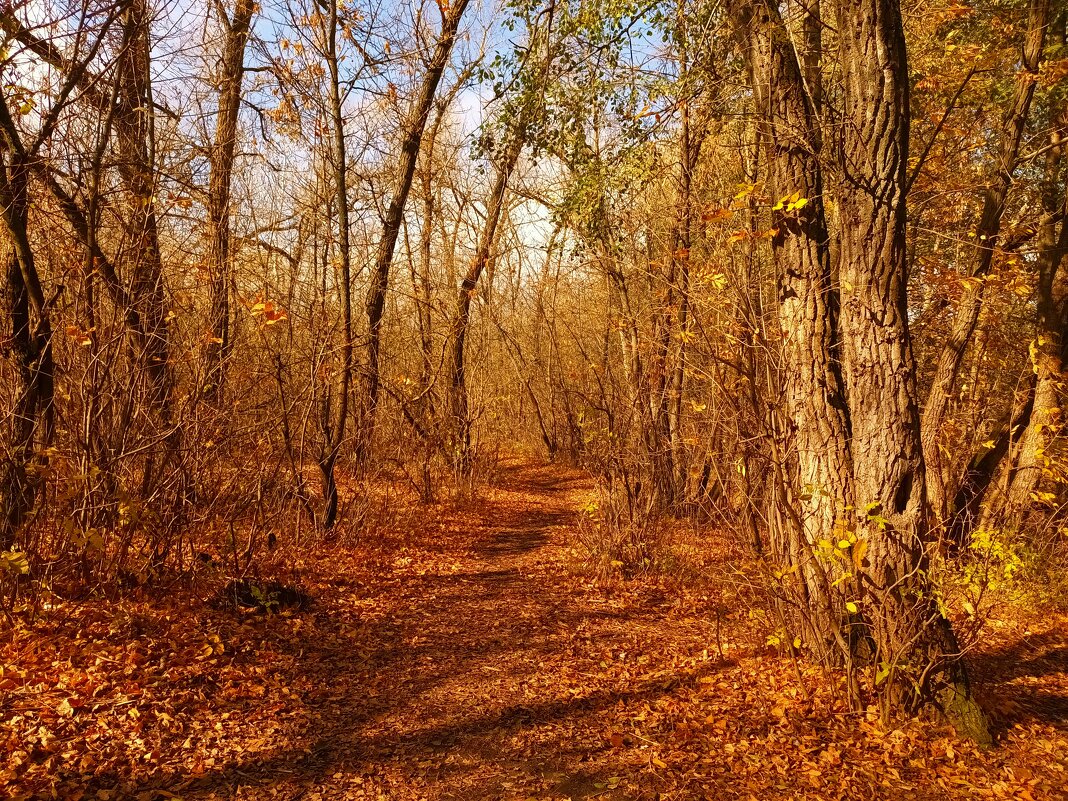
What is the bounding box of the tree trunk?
[730,0,989,740]
[0,4,165,400]
[447,133,523,473]
[115,0,171,416]
[358,0,472,464]
[921,0,1049,522]
[830,0,988,741]
[667,76,702,504]
[319,0,353,530]
[0,150,53,549]
[728,0,853,664]
[996,122,1068,531]
[203,0,256,403]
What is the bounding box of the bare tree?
[358,0,472,464]
[203,0,258,403]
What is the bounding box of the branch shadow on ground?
[54,460,706,800]
[972,627,1068,729]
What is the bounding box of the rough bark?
[830,0,988,741]
[728,0,990,739]
[728,0,854,663]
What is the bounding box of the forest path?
[5,459,1067,800]
[278,457,717,800]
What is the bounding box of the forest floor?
[2,458,1067,800]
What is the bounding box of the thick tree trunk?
[921,0,1049,521]
[203,0,256,403]
[830,0,988,741]
[0,153,53,549]
[729,0,853,664]
[730,0,989,739]
[358,0,471,464]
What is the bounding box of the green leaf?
[875,662,891,685]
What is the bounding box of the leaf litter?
[1,459,1066,800]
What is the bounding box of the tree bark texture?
[728,0,854,663]
[729,0,990,740]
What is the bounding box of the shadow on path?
[63,459,710,800]
[973,626,1068,728]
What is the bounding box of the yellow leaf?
[733,181,756,200]
[846,601,859,614]
[852,538,868,571]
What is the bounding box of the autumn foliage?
[2,0,1068,797]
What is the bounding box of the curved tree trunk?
[358,0,472,465]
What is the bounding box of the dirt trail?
[277,459,715,800]
[4,459,1067,800]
